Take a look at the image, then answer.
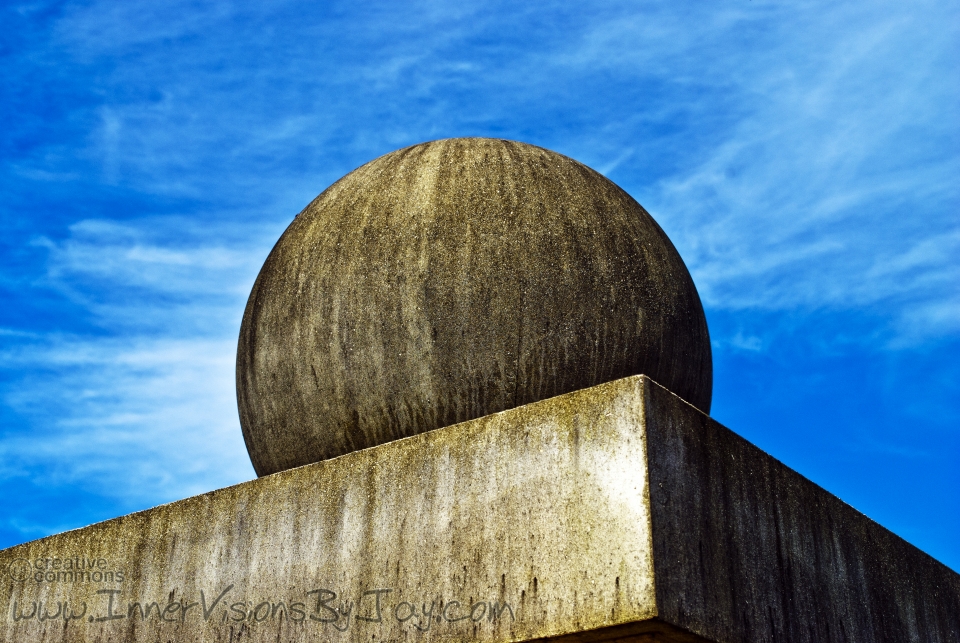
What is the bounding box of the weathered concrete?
[3,376,958,642]
[237,137,712,476]
[643,382,960,643]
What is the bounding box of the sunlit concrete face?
[237,137,712,477]
[0,377,662,643]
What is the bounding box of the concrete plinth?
[2,376,958,642]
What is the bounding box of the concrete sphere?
[238,138,712,476]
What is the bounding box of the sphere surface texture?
[238,138,711,476]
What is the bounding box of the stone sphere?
[237,138,711,476]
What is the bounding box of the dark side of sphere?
[237,138,712,477]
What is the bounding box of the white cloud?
[624,0,960,343]
[0,335,253,502]
[40,219,257,295]
[1,217,265,505]
[26,217,279,335]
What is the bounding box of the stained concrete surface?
[1,377,660,643]
[237,138,712,476]
[645,382,960,643]
[3,376,958,642]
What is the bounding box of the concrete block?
[2,375,957,642]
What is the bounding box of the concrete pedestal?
[2,376,958,642]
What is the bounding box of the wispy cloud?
[620,0,960,344]
[1,218,260,508]
[0,335,250,499]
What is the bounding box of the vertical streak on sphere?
[237,138,712,476]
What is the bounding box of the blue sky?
[2,0,958,570]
